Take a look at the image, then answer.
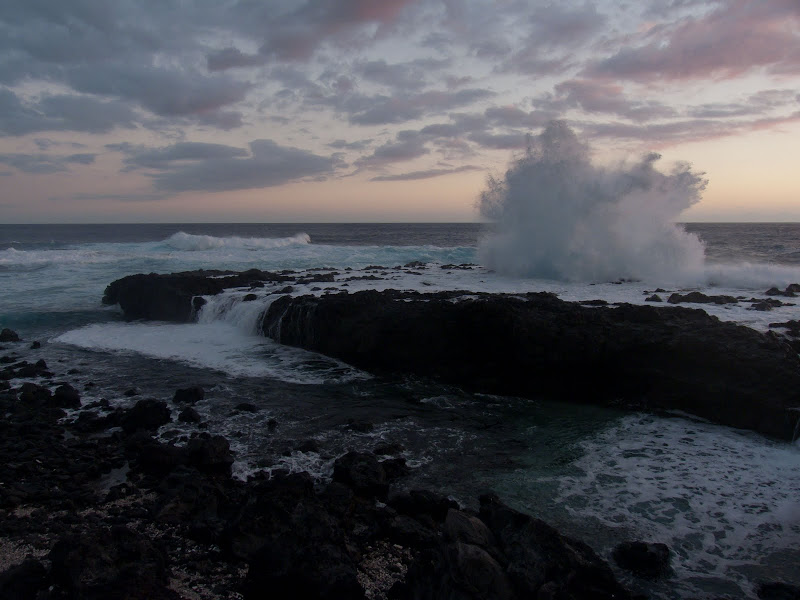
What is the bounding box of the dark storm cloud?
[0,88,138,136]
[139,139,336,192]
[586,0,800,81]
[0,152,96,174]
[370,164,482,181]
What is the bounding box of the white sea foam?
[478,121,707,284]
[164,231,310,251]
[53,321,366,384]
[554,414,800,592]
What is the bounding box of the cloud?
[255,0,417,61]
[537,79,677,122]
[120,139,337,192]
[65,63,251,121]
[582,110,800,147]
[484,106,550,129]
[110,142,251,170]
[354,135,429,169]
[586,0,800,81]
[468,131,528,150]
[688,89,798,118]
[357,58,449,91]
[0,151,95,174]
[370,165,482,181]
[0,88,138,135]
[328,138,372,151]
[341,88,494,126]
[206,47,266,72]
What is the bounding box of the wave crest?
[164,231,311,251]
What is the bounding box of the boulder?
[612,540,671,579]
[0,329,20,342]
[173,385,204,404]
[478,494,631,599]
[53,383,81,408]
[667,291,738,304]
[332,451,388,499]
[121,399,171,434]
[185,434,234,475]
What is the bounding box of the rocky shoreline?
[104,270,800,440]
[0,329,653,599]
[3,266,800,599]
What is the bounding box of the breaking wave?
[478,121,707,283]
[164,231,311,251]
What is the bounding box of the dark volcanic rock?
[478,493,631,599]
[53,383,81,408]
[178,406,202,423]
[121,399,171,433]
[0,559,48,600]
[758,581,800,599]
[332,451,388,499]
[185,434,234,474]
[49,526,178,599]
[261,289,800,440]
[667,291,738,304]
[0,328,20,342]
[103,269,292,321]
[173,385,204,404]
[612,540,671,579]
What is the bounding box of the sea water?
[1,221,800,599]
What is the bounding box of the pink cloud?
[586,0,800,81]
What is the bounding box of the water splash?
[478,121,708,283]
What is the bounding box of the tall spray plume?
[478,121,708,283]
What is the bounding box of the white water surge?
[478,121,708,284]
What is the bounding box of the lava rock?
[121,399,171,434]
[178,406,202,423]
[173,385,205,404]
[0,558,48,600]
[332,451,388,499]
[0,329,20,342]
[612,540,672,579]
[53,383,81,408]
[185,434,234,475]
[758,581,800,600]
[49,526,177,599]
[667,291,738,304]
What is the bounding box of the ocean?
[1,222,800,599]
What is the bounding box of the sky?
[0,0,799,223]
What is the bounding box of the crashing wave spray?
[478,121,708,282]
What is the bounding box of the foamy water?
[3,222,800,599]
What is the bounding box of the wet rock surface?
[261,289,800,440]
[0,334,643,600]
[103,272,800,440]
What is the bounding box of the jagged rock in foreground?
[262,290,800,440]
